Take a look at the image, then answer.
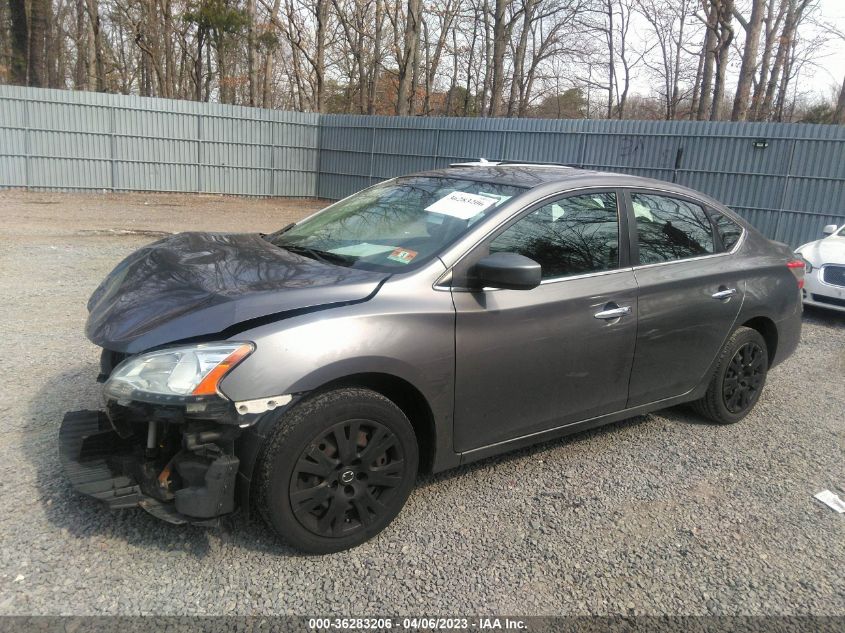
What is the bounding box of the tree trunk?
[73,0,87,88]
[480,0,492,116]
[85,0,106,91]
[760,0,804,121]
[8,0,28,85]
[316,0,329,112]
[606,0,615,118]
[162,0,175,98]
[774,32,798,121]
[710,0,734,121]
[28,0,48,86]
[488,0,507,117]
[696,2,717,120]
[247,0,256,106]
[464,3,480,116]
[397,0,422,115]
[367,0,384,115]
[689,34,704,119]
[507,0,532,117]
[194,28,205,101]
[731,0,764,121]
[45,0,61,87]
[749,0,784,120]
[263,0,283,108]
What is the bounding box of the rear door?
[451,190,638,452]
[625,190,745,407]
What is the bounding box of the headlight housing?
[104,342,254,404]
[794,249,813,273]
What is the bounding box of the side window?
[489,192,619,279]
[631,193,714,264]
[710,211,743,251]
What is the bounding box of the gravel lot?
[0,190,843,616]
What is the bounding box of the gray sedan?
[61,163,804,553]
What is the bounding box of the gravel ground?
[0,190,843,616]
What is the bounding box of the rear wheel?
[254,388,418,553]
[692,326,769,425]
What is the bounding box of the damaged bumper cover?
[59,394,285,525]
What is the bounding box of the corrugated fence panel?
[3,86,845,245]
[0,85,319,197]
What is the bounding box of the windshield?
[268,176,526,271]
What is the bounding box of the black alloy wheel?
[722,342,766,414]
[692,325,769,425]
[255,387,418,553]
[289,419,405,538]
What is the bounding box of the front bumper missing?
[60,408,239,526]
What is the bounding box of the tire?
[254,387,418,553]
[692,326,769,425]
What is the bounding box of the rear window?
[631,192,715,264]
[710,211,743,251]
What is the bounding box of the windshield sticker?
[387,247,418,265]
[328,243,396,257]
[425,191,499,220]
[478,192,512,205]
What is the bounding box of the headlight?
[795,250,813,273]
[104,342,253,403]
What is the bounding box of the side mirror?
[822,224,838,235]
[473,252,541,290]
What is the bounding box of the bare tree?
[7,0,28,84]
[393,0,422,115]
[636,0,697,120]
[0,0,834,123]
[756,0,813,121]
[585,0,641,119]
[709,0,734,120]
[731,0,765,120]
[421,0,459,114]
[28,0,49,86]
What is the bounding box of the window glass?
[632,193,714,264]
[489,192,619,279]
[270,176,525,271]
[710,211,743,251]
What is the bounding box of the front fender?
[220,288,457,511]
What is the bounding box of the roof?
[409,161,729,213]
[411,163,595,189]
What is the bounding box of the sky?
[808,0,845,95]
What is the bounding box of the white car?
[796,224,845,313]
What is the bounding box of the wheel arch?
[740,315,778,367]
[314,372,438,474]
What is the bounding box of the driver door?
[450,190,638,453]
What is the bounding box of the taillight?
[787,259,805,289]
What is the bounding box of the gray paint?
[2,85,845,246]
[209,167,801,472]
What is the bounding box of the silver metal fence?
[0,85,319,196]
[2,85,844,246]
[319,114,845,247]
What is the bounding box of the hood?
[797,235,845,266]
[86,232,389,353]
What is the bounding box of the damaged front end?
[59,342,280,525]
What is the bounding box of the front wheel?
[692,326,769,425]
[254,388,418,553]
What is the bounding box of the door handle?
[711,288,737,300]
[594,305,632,320]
